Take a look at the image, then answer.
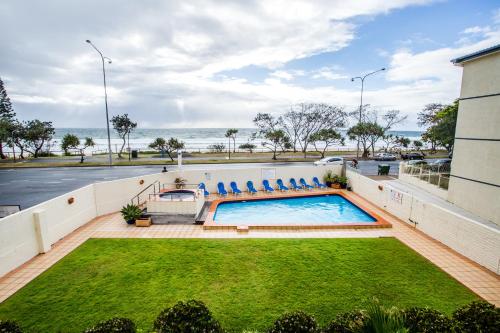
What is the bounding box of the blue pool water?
[213,195,377,225]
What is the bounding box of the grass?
[0,157,316,168]
[0,238,477,332]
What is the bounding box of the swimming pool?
[212,194,377,225]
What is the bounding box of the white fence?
[348,169,500,274]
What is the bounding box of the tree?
[366,109,407,156]
[347,122,384,158]
[149,137,184,161]
[0,117,16,159]
[61,134,80,155]
[279,107,306,153]
[79,137,95,163]
[149,137,167,155]
[420,100,458,153]
[239,143,256,153]
[0,77,16,159]
[293,103,346,157]
[21,120,55,158]
[417,103,444,127]
[225,128,238,153]
[309,128,344,158]
[261,130,291,160]
[413,140,423,151]
[253,113,288,153]
[110,114,137,158]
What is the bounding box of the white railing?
[402,163,450,190]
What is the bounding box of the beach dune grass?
[0,238,477,332]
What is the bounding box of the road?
[0,160,401,210]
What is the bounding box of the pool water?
[213,195,376,225]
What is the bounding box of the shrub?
[239,143,257,153]
[452,301,500,333]
[120,204,142,223]
[360,302,407,333]
[207,143,225,153]
[0,320,23,333]
[268,311,318,333]
[84,317,136,333]
[153,300,223,333]
[402,307,452,333]
[323,310,365,333]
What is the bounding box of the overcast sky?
[0,0,499,130]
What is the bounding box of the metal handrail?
[131,180,161,206]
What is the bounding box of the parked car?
[401,152,425,160]
[374,153,397,161]
[428,159,451,171]
[313,156,344,166]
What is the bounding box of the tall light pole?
[86,39,113,166]
[351,67,386,158]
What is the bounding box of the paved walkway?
[0,191,498,305]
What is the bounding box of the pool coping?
[203,189,392,230]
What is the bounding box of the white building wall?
[348,169,500,274]
[448,51,500,225]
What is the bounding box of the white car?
[374,153,397,161]
[313,156,344,166]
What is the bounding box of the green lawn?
[0,238,477,332]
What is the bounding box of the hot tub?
[147,189,205,216]
[158,190,196,201]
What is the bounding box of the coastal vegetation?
[110,113,137,158]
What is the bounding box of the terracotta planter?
[331,183,341,189]
[135,217,152,227]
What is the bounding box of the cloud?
[311,67,348,80]
[0,0,487,130]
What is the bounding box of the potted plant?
[120,204,142,225]
[331,175,342,189]
[323,170,337,188]
[336,176,348,189]
[174,177,187,189]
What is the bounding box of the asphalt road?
[0,160,401,210]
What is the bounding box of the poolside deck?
[0,189,498,306]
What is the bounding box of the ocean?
[51,128,423,153]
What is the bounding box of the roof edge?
[451,44,500,66]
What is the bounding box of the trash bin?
[131,150,138,159]
[378,164,390,175]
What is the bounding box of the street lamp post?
[351,67,386,158]
[86,39,113,166]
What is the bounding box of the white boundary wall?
[0,165,340,277]
[348,169,500,274]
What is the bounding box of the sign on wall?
[390,189,403,204]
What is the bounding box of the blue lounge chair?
[263,179,275,192]
[247,180,258,194]
[198,182,210,196]
[289,178,303,191]
[217,182,228,196]
[300,178,314,190]
[230,181,242,195]
[276,179,289,191]
[312,177,327,189]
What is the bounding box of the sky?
[0,0,499,130]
